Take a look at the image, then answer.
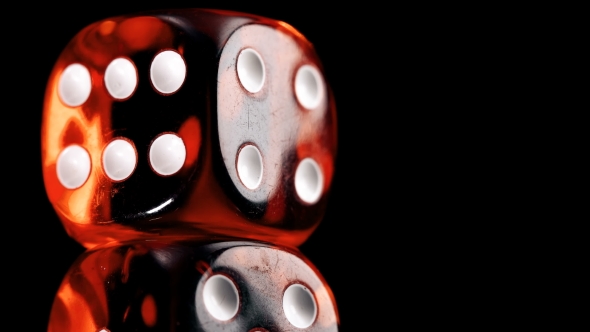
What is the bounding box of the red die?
[41,9,337,248]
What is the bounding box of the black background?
[8,2,470,331]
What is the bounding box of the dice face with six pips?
[41,10,337,248]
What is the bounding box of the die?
[41,9,337,248]
[47,240,339,331]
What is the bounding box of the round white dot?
[102,139,137,181]
[294,158,323,204]
[57,145,91,189]
[150,50,186,94]
[236,145,263,190]
[104,58,137,99]
[58,63,92,107]
[295,65,324,109]
[237,48,265,93]
[203,275,239,321]
[149,133,186,176]
[283,284,317,329]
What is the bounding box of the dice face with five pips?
[41,9,336,248]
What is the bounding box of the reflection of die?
[48,240,339,331]
[41,9,337,248]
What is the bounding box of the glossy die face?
[48,241,339,331]
[41,10,337,248]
